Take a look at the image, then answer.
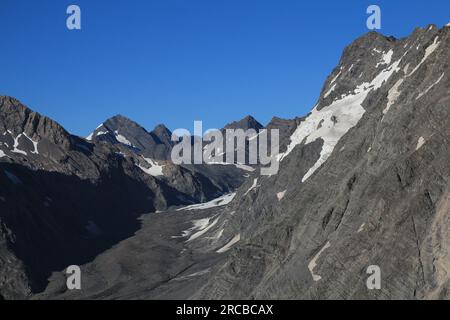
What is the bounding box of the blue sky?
[0,0,448,136]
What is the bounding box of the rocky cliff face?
[0,98,246,298]
[193,24,450,300]
[2,23,450,300]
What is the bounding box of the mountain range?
[1,23,449,300]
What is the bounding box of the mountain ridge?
[1,24,450,300]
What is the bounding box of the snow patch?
[408,36,440,76]
[384,78,404,114]
[217,234,241,253]
[235,163,255,172]
[279,55,402,182]
[244,178,259,196]
[403,63,410,74]
[186,216,220,242]
[376,49,393,68]
[324,83,336,99]
[277,190,287,201]
[176,193,236,211]
[357,223,366,233]
[416,137,426,151]
[173,269,210,281]
[114,131,134,147]
[137,157,164,176]
[207,228,224,240]
[416,73,445,100]
[23,133,39,154]
[11,134,27,155]
[0,149,6,158]
[329,70,342,85]
[308,241,331,281]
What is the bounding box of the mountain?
[35,23,450,300]
[87,115,174,160]
[223,115,264,131]
[0,98,247,299]
[2,23,450,300]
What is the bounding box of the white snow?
[5,170,22,185]
[186,216,220,242]
[279,55,402,182]
[0,150,5,158]
[209,228,224,240]
[177,218,210,238]
[403,63,410,74]
[308,241,331,281]
[324,83,336,99]
[357,223,366,233]
[87,124,106,139]
[137,157,164,176]
[329,70,342,85]
[277,190,287,201]
[173,269,210,281]
[114,130,133,147]
[384,78,404,114]
[416,73,445,100]
[408,36,440,76]
[96,131,108,137]
[235,163,255,172]
[11,134,27,156]
[176,193,236,211]
[86,133,94,141]
[376,49,393,68]
[446,22,450,27]
[23,133,39,154]
[244,178,259,196]
[217,234,241,253]
[416,137,426,151]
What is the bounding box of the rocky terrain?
[1,23,450,300]
[0,97,253,298]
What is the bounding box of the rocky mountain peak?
[0,96,71,149]
[224,115,263,131]
[150,124,173,146]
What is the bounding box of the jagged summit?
[2,23,449,300]
[0,96,72,150]
[151,124,172,145]
[223,115,263,131]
